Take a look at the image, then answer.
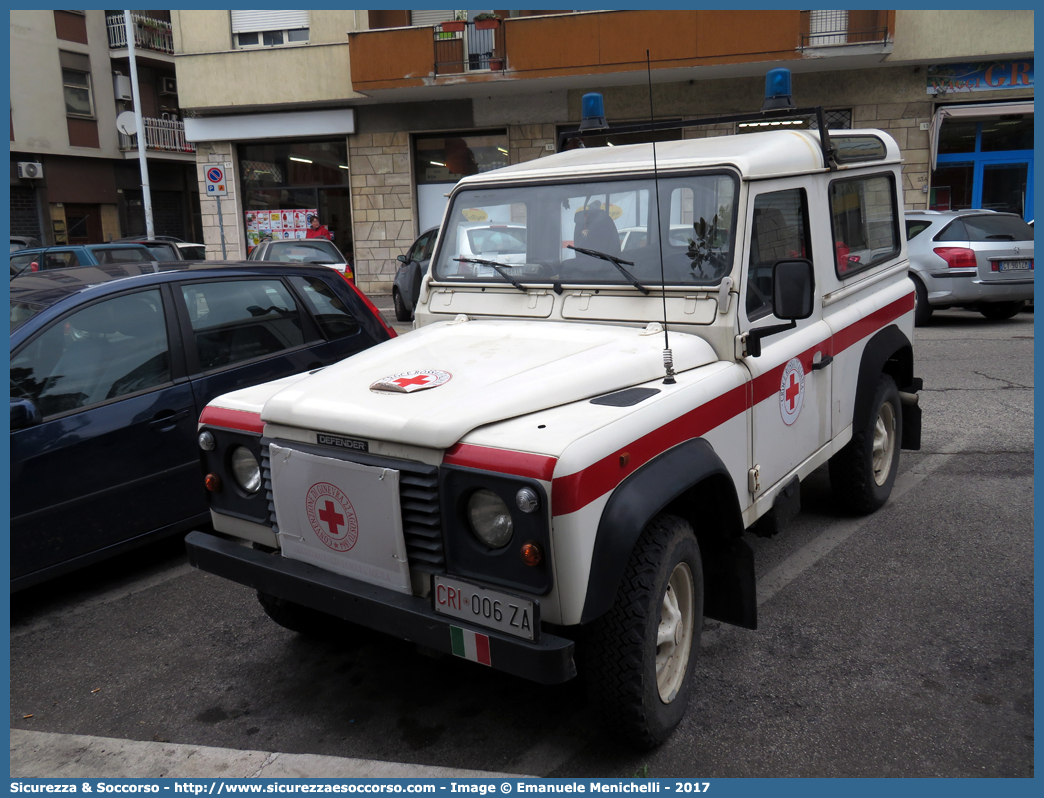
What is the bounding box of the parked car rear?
[905,210,1034,325]
[10,244,156,278]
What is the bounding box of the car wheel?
[829,374,902,514]
[979,301,1025,321]
[911,275,932,327]
[583,514,703,748]
[393,288,412,322]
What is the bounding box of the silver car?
[905,210,1033,325]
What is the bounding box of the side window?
[410,232,433,262]
[935,219,968,241]
[746,189,810,321]
[905,220,932,241]
[11,289,171,417]
[41,251,81,271]
[829,174,899,278]
[288,275,360,340]
[180,279,305,372]
[421,232,438,261]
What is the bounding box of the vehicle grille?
[260,441,445,571]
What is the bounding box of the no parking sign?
[205,166,227,196]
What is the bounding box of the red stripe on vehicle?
[199,406,265,434]
[550,291,914,516]
[443,443,557,482]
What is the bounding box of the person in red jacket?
[305,213,332,240]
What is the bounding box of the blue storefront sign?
[927,60,1034,94]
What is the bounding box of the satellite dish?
[116,111,137,136]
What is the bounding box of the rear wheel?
[584,514,703,748]
[980,301,1025,321]
[911,276,932,327]
[829,374,902,514]
[393,288,412,322]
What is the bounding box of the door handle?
[149,408,191,430]
[811,355,833,371]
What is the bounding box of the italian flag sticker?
[450,626,491,666]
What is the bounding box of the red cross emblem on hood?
[370,369,452,393]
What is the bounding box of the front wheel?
[829,374,902,514]
[392,288,412,322]
[980,301,1025,321]
[584,514,704,748]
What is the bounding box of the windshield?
[432,173,738,287]
[261,240,343,264]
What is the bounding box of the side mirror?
[11,397,42,430]
[772,259,815,320]
[396,254,408,264]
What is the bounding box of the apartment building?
[170,9,1034,294]
[10,9,201,245]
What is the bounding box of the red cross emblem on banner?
[305,482,359,551]
[371,369,452,393]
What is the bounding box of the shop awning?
[930,101,1034,170]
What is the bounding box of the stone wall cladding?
[509,123,557,165]
[850,101,933,210]
[350,131,413,295]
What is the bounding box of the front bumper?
[185,531,576,685]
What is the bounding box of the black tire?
[583,514,704,748]
[829,374,902,514]
[911,276,932,327]
[392,288,412,322]
[980,301,1025,321]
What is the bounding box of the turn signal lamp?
[934,247,978,269]
[580,93,608,131]
[204,473,222,492]
[520,542,543,567]
[762,68,795,111]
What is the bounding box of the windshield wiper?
[567,245,650,295]
[454,257,529,293]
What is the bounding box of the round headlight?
[230,446,261,493]
[466,489,513,548]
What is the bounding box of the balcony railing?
[434,21,504,75]
[106,12,175,55]
[801,10,889,48]
[118,116,195,154]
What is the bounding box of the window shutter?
[410,10,456,27]
[231,10,309,33]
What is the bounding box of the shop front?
[928,61,1034,220]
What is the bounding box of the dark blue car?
[10,261,396,590]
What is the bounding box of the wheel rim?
[655,561,695,703]
[871,401,897,486]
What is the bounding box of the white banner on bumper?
[270,444,412,594]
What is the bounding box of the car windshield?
[141,243,179,261]
[93,246,154,264]
[432,173,738,287]
[260,241,343,264]
[10,300,45,331]
[961,215,1034,242]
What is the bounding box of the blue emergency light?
[762,68,796,111]
[579,92,608,131]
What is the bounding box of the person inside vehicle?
[306,214,332,241]
[573,199,620,255]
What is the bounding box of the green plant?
[633,764,650,778]
[474,13,502,21]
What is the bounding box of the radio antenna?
[647,51,675,384]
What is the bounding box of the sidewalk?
[367,293,414,337]
[10,729,516,779]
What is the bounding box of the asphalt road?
[10,306,1034,778]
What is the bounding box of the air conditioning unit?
[113,74,132,101]
[17,162,44,180]
[159,76,177,95]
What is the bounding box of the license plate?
[433,575,537,641]
[998,259,1033,271]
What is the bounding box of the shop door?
[979,160,1032,219]
[64,204,102,245]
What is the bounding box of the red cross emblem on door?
[779,358,805,426]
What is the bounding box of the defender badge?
[305,482,359,552]
[779,358,805,426]
[370,370,452,393]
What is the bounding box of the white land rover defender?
[187,71,922,747]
